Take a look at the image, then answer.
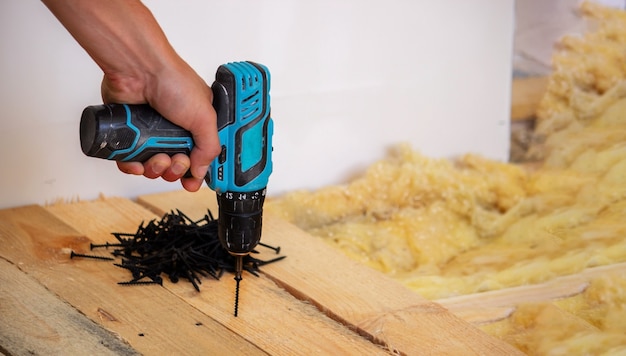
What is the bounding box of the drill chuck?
[217,188,266,254]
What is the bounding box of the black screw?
[118,279,162,286]
[255,255,286,267]
[258,242,281,254]
[70,251,115,261]
[234,274,242,317]
[73,208,287,316]
[90,242,123,250]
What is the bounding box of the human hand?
[42,0,221,192]
[102,60,221,192]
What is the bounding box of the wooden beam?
[138,188,522,355]
[511,76,549,121]
[0,204,265,355]
[437,262,626,325]
[45,198,388,355]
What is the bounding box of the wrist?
[143,56,199,104]
[102,47,183,104]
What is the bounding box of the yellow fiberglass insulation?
[266,2,626,353]
[479,273,626,355]
[267,0,626,301]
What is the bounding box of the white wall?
[0,0,514,209]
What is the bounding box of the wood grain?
[45,198,388,355]
[138,188,523,355]
[437,262,626,325]
[511,76,549,121]
[0,257,138,355]
[0,204,265,355]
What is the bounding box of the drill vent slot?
[240,74,259,90]
[242,107,260,120]
[241,90,261,120]
[242,90,260,103]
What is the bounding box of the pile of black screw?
[72,209,284,292]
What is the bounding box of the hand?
[103,60,221,192]
[42,0,221,192]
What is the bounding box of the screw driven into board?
[234,255,243,317]
[234,275,242,317]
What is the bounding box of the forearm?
[42,0,180,99]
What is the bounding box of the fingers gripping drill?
[79,61,273,316]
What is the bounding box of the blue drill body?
[209,61,273,194]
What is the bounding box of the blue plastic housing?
[207,61,273,193]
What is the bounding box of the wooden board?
[511,76,549,121]
[0,204,264,355]
[137,188,522,355]
[0,258,138,356]
[437,262,626,325]
[0,193,521,354]
[44,198,387,355]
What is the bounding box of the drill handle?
[80,104,193,162]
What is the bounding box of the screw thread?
[234,275,241,317]
[70,251,114,261]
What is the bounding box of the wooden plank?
[138,188,523,355]
[45,198,389,355]
[0,257,138,355]
[437,262,626,325]
[0,204,265,355]
[511,76,549,121]
[447,306,516,326]
[439,281,587,326]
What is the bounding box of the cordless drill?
[79,61,273,315]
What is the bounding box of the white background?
[0,0,514,209]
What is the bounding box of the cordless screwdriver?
[79,61,273,316]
